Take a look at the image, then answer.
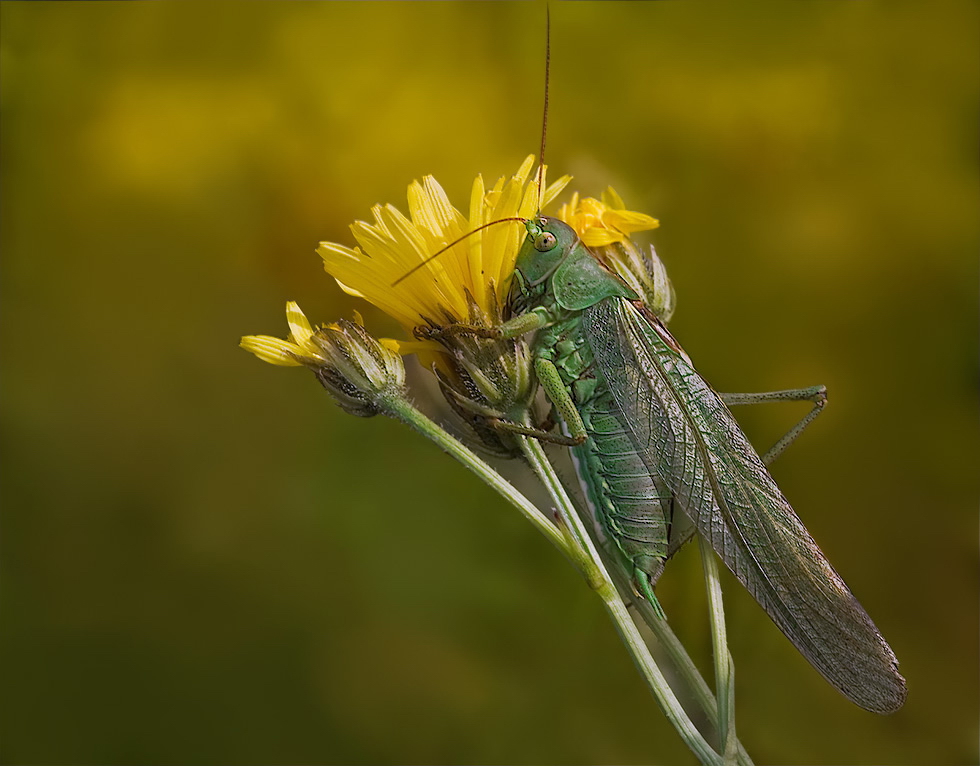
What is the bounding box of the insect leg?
[720,385,827,465]
[532,357,587,445]
[633,560,667,620]
[415,323,500,341]
[478,359,588,447]
[488,418,584,447]
[415,309,547,342]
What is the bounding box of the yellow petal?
[582,228,625,247]
[285,301,313,347]
[333,277,367,300]
[608,209,660,233]
[240,335,305,366]
[543,175,573,207]
[602,186,626,210]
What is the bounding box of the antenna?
[391,217,527,287]
[535,3,551,213]
[393,8,551,289]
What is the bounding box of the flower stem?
[383,397,572,560]
[636,605,754,766]
[384,395,743,765]
[700,536,738,764]
[518,434,723,766]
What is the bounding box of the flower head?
[556,187,660,248]
[241,303,406,417]
[317,155,570,338]
[558,188,674,321]
[314,157,570,449]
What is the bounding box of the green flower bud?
[421,286,538,456]
[241,303,406,418]
[595,238,676,322]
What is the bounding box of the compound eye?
[534,232,557,252]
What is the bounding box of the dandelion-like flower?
[556,187,660,247]
[313,156,571,451]
[317,155,570,346]
[240,301,327,368]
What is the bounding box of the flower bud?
[594,238,676,322]
[422,285,538,456]
[312,318,407,417]
[241,303,407,418]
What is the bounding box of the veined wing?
[583,297,906,713]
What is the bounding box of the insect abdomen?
[575,393,673,575]
[543,317,673,584]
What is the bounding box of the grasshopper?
[419,211,906,714]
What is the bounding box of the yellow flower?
[241,303,407,417]
[317,155,570,339]
[556,187,659,248]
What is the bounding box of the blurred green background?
[2,2,977,764]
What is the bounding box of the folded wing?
[583,297,906,713]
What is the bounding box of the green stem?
[639,607,754,766]
[384,395,743,765]
[519,435,723,766]
[384,397,570,560]
[700,537,738,765]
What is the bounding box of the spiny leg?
[415,310,546,342]
[489,418,584,447]
[720,385,827,465]
[531,357,587,443]
[488,358,588,446]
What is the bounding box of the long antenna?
[394,8,550,289]
[535,3,551,213]
[391,217,527,287]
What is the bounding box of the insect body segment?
[539,309,683,617]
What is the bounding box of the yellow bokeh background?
[2,2,976,763]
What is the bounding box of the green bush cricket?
[468,217,905,714]
[403,13,907,716]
